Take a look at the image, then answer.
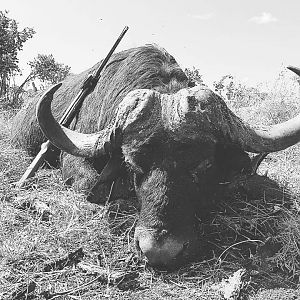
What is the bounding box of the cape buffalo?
[11,44,300,268]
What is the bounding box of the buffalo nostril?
[183,241,189,250]
[135,237,142,254]
[136,231,184,266]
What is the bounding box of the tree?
[213,74,268,110]
[0,10,35,98]
[213,74,234,100]
[13,54,71,103]
[184,67,204,86]
[28,54,71,85]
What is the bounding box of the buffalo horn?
[36,83,110,158]
[226,66,300,153]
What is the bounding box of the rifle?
[17,26,129,187]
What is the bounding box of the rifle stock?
[17,141,50,186]
[17,26,129,187]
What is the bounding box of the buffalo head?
[36,65,300,268]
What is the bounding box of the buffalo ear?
[98,154,123,183]
[99,128,124,182]
[250,153,268,175]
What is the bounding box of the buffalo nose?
[135,228,184,266]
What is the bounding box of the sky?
[2,0,300,86]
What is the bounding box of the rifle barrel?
[60,26,129,126]
[59,87,90,127]
[94,26,129,80]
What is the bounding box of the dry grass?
[1,71,300,299]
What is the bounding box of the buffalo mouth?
[134,225,200,269]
